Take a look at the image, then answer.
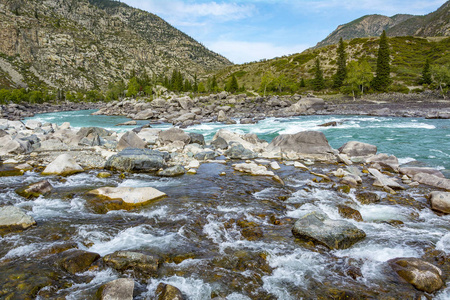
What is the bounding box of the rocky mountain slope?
[0,0,231,90]
[316,0,450,48]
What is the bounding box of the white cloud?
[124,0,255,24]
[207,40,310,64]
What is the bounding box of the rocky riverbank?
[1,102,101,120]
[0,116,449,298]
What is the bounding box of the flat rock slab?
[400,167,445,179]
[429,191,450,214]
[103,251,160,278]
[87,186,166,205]
[413,173,450,191]
[292,211,366,250]
[234,162,274,176]
[369,168,405,190]
[0,206,36,232]
[105,148,169,172]
[267,131,333,155]
[389,257,444,293]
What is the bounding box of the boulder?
[38,139,69,151]
[56,249,100,274]
[233,162,274,176]
[188,132,205,146]
[42,154,84,176]
[211,136,228,150]
[400,167,445,179]
[368,168,405,190]
[134,109,154,120]
[355,192,381,204]
[289,97,325,114]
[337,205,363,222]
[117,131,147,151]
[155,283,184,300]
[99,278,134,300]
[270,162,281,170]
[212,129,255,151]
[103,251,160,278]
[87,186,166,205]
[194,151,216,160]
[157,165,185,177]
[388,257,444,293]
[267,131,334,155]
[177,96,193,110]
[0,139,31,155]
[25,120,42,130]
[217,110,228,122]
[413,173,450,190]
[367,154,399,172]
[16,180,53,198]
[0,206,36,232]
[318,121,337,127]
[77,127,111,138]
[292,211,366,250]
[116,120,137,126]
[105,149,168,172]
[339,141,377,157]
[158,128,191,145]
[428,191,450,214]
[225,143,258,159]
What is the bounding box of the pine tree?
[312,58,325,91]
[373,30,391,92]
[226,75,239,93]
[421,58,432,85]
[299,78,306,88]
[333,38,347,88]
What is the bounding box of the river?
[0,110,447,299]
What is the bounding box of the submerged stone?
[16,180,53,198]
[292,211,366,250]
[103,251,160,278]
[56,249,100,274]
[157,165,185,177]
[155,283,184,300]
[98,278,134,300]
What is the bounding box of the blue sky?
[121,0,447,64]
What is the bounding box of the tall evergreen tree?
[373,30,391,92]
[312,58,325,91]
[421,58,432,85]
[226,75,239,93]
[333,38,347,88]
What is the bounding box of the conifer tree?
[299,78,306,88]
[421,58,432,85]
[373,30,391,91]
[226,75,239,93]
[333,38,347,88]
[312,58,325,91]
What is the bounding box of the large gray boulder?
[292,211,366,250]
[99,278,134,300]
[339,141,377,157]
[289,97,325,114]
[103,251,160,278]
[428,191,450,214]
[42,154,84,176]
[400,167,445,179]
[188,132,205,146]
[225,143,258,159]
[133,109,154,120]
[177,96,193,110]
[158,128,191,145]
[413,173,450,191]
[388,257,444,293]
[267,131,333,155]
[367,153,399,172]
[0,139,31,155]
[117,131,147,151]
[105,148,168,172]
[0,206,36,231]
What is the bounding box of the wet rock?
[337,205,363,222]
[413,173,450,190]
[267,131,334,155]
[225,143,257,159]
[369,168,405,190]
[188,132,205,146]
[0,163,24,176]
[292,211,366,250]
[117,131,147,151]
[42,154,84,176]
[0,206,36,232]
[355,191,381,204]
[98,278,134,300]
[103,251,160,278]
[157,165,185,177]
[240,118,256,124]
[16,180,53,198]
[428,191,450,214]
[194,150,216,160]
[318,121,337,127]
[388,257,444,293]
[105,148,168,172]
[87,186,166,206]
[158,128,191,145]
[155,283,184,300]
[233,162,274,176]
[338,141,377,157]
[116,120,137,126]
[56,249,100,274]
[270,161,281,170]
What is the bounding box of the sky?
[120,0,447,64]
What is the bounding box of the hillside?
[316,1,450,48]
[0,0,231,91]
[215,36,450,92]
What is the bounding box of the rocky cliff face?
[315,0,450,48]
[0,0,232,90]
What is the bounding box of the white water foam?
[59,269,118,300]
[436,233,450,253]
[144,276,212,300]
[398,157,416,165]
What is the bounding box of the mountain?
[316,1,450,48]
[0,0,231,90]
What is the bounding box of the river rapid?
[0,110,448,299]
